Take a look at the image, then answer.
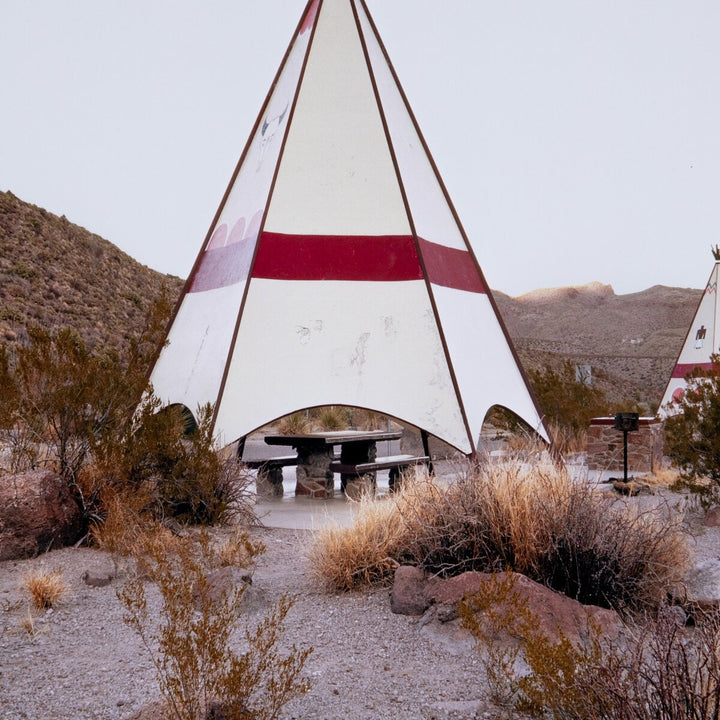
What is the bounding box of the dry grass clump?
[315,406,348,431]
[311,458,689,611]
[546,420,588,456]
[309,493,407,590]
[22,569,67,609]
[276,412,311,434]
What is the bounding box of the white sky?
[1,1,719,298]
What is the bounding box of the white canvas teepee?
[659,247,720,413]
[148,0,548,455]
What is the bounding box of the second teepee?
[659,247,720,413]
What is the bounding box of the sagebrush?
[118,529,312,720]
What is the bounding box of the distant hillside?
[0,190,183,350]
[0,190,702,414]
[494,282,702,413]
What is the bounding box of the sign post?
[613,413,639,482]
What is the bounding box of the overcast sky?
[2,1,719,297]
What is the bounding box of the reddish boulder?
[0,470,84,560]
[392,565,623,648]
[390,565,428,615]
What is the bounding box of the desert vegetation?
[459,572,720,720]
[117,527,311,720]
[22,568,68,610]
[308,459,720,718]
[664,356,720,482]
[310,459,688,613]
[0,290,254,534]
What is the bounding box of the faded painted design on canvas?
[189,0,319,293]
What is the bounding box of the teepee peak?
[148,0,549,455]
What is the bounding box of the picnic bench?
[244,455,299,497]
[260,429,407,498]
[329,453,429,493]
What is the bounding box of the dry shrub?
[118,530,312,720]
[276,412,310,435]
[89,481,156,559]
[309,477,442,590]
[214,527,266,569]
[22,569,67,609]
[348,408,388,431]
[308,494,405,590]
[461,577,720,719]
[641,466,683,488]
[546,420,588,456]
[315,406,348,431]
[311,458,689,612]
[491,606,720,720]
[458,572,542,706]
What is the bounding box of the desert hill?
[0,190,183,350]
[0,190,701,413]
[495,282,702,412]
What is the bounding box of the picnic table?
[262,429,426,498]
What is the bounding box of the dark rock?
[703,506,720,527]
[390,565,429,615]
[82,565,115,587]
[0,470,84,560]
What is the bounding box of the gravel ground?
[0,525,500,720]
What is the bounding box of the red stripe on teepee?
[672,362,717,378]
[418,238,486,294]
[252,233,423,281]
[251,233,486,292]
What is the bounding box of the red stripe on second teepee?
[672,362,717,378]
[253,233,423,281]
[252,233,486,292]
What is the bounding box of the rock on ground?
[0,469,83,561]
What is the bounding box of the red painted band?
[252,232,423,282]
[418,237,486,294]
[190,232,487,292]
[252,232,486,292]
[672,362,717,378]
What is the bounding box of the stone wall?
[586,417,664,473]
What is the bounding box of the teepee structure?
[148,0,548,455]
[659,247,720,413]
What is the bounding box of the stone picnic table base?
[264,430,401,499]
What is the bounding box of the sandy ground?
[0,468,503,720]
[1,462,717,720]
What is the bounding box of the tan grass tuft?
[308,483,434,591]
[277,411,311,434]
[21,606,38,636]
[22,569,67,609]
